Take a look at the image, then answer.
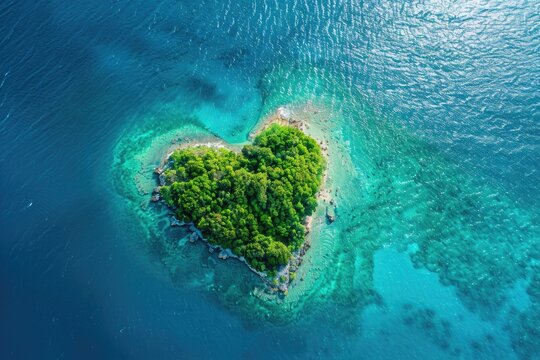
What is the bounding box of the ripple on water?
[111,64,540,358]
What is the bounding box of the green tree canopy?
[160,124,325,272]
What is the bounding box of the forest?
[159,124,325,273]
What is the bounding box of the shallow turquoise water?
[1,1,539,359]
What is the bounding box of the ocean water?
[1,0,539,359]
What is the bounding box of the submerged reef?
[507,266,540,359]
[400,304,453,350]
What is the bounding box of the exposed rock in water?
[277,106,292,121]
[218,249,234,260]
[326,205,336,223]
[151,193,160,202]
[170,217,182,227]
[189,232,198,243]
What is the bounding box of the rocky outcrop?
[170,217,182,227]
[218,250,230,260]
[277,106,292,121]
[326,204,336,223]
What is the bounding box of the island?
[154,120,328,292]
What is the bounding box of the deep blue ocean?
[1,1,539,359]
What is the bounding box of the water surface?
[1,0,539,359]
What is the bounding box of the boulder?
[277,107,292,121]
[326,205,336,223]
[218,249,234,260]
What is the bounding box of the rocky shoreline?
[151,106,337,294]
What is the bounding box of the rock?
[218,249,234,260]
[170,217,182,227]
[279,283,288,292]
[277,107,292,121]
[154,167,163,175]
[189,232,198,243]
[326,205,336,223]
[151,194,160,202]
[152,187,161,194]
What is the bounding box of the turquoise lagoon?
[1,1,538,359]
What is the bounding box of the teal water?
[1,1,539,359]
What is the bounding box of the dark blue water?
[1,1,539,359]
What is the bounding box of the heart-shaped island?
[153,111,334,293]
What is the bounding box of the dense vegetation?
[159,124,325,273]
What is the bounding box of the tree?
[159,124,325,272]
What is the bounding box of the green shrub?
[160,124,325,273]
